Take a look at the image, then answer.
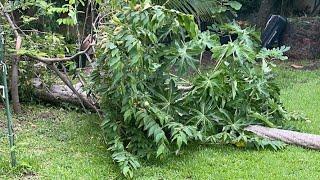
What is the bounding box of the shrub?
[92,1,292,178]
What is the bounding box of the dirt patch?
[283,17,320,60]
[20,171,39,180]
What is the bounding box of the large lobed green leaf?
[92,0,297,178]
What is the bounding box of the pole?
[0,26,17,167]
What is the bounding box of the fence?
[0,25,16,167]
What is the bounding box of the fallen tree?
[90,3,309,177]
[246,125,320,150]
[33,76,320,151]
[2,1,320,178]
[0,1,100,114]
[33,78,98,111]
[1,5,100,114]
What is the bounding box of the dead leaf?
[291,64,304,69]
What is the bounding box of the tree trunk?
[33,78,99,111]
[257,0,275,28]
[245,125,320,150]
[46,64,99,111]
[11,36,22,114]
[1,4,23,114]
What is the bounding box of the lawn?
[1,64,320,179]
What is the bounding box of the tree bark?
[257,0,275,28]
[11,36,22,113]
[245,125,320,150]
[33,79,98,111]
[46,64,100,114]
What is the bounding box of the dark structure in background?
[200,21,238,45]
[254,0,320,60]
[261,15,287,49]
[201,14,287,49]
[219,34,238,45]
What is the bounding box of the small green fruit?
[144,101,150,107]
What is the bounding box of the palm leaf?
[152,0,241,23]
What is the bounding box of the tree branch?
[0,3,19,38]
[1,2,99,115]
[25,43,94,63]
[47,64,101,116]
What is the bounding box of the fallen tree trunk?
[33,80,320,150]
[33,79,99,111]
[245,125,320,150]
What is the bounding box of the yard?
[1,63,320,179]
[2,0,320,179]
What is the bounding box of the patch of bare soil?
[20,171,39,180]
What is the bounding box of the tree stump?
[283,17,320,60]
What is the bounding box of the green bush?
[92,1,294,178]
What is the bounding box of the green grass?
[1,66,320,179]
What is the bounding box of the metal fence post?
[0,26,17,167]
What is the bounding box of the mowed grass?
[1,65,320,179]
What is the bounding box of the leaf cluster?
[153,0,242,23]
[92,1,295,178]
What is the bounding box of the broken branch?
[25,43,94,63]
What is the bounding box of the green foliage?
[92,1,294,178]
[1,0,91,102]
[153,0,242,22]
[2,89,320,179]
[8,0,83,27]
